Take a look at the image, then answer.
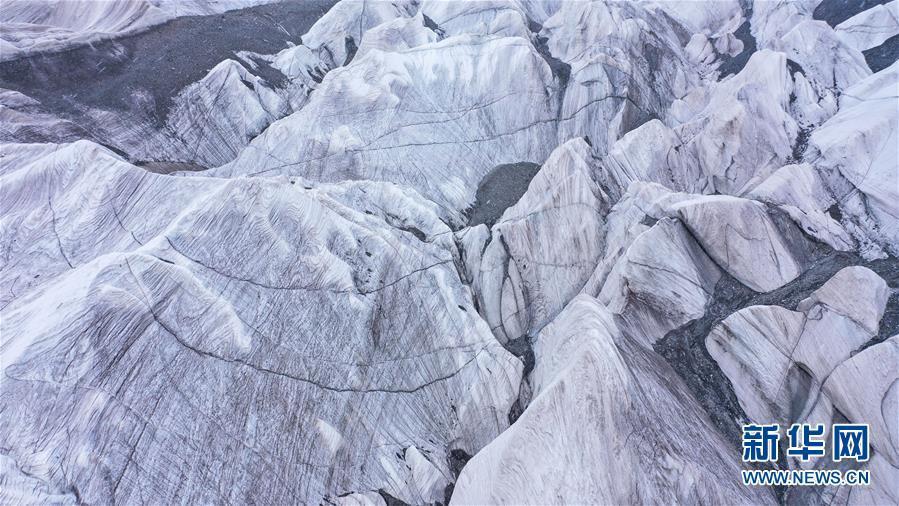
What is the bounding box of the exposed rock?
[0,0,339,167]
[466,162,542,228]
[863,32,899,72]
[138,59,292,167]
[0,89,87,144]
[0,0,279,60]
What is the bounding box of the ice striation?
[1,141,521,504]
[1,0,897,504]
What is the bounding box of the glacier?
[0,0,897,504]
